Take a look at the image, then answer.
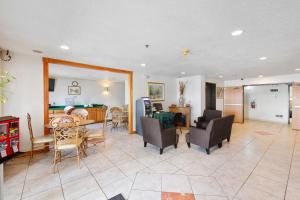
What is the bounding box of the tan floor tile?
[162,174,192,193]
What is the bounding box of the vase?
[179,95,185,107]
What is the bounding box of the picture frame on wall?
[148,82,165,101]
[68,81,81,95]
[216,87,224,99]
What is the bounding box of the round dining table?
[44,119,96,129]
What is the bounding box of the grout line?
[57,164,66,200]
[283,132,297,200]
[232,138,275,198]
[82,150,109,200]
[19,157,30,200]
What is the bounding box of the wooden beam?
[43,58,49,135]
[43,57,134,135]
[128,72,134,133]
[43,57,132,74]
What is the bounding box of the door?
[206,82,216,110]
[292,83,300,130]
[224,86,244,123]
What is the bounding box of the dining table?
[44,119,96,129]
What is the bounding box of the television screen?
[49,78,55,92]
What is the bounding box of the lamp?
[103,86,109,95]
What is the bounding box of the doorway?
[205,82,216,110]
[43,57,134,134]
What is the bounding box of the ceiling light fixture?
[231,30,244,36]
[140,63,146,67]
[60,45,69,50]
[259,56,267,60]
[295,68,300,71]
[181,72,186,75]
[182,48,190,56]
[218,75,223,78]
[258,75,264,78]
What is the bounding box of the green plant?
[0,72,15,103]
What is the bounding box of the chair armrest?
[188,126,210,146]
[197,116,205,122]
[161,127,177,147]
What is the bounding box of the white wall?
[225,73,300,87]
[133,73,177,129]
[49,77,125,107]
[176,75,205,125]
[244,84,289,123]
[3,53,43,152]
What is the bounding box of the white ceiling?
[0,0,300,80]
[49,64,127,81]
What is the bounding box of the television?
[49,78,55,92]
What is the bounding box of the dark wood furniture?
[169,106,191,128]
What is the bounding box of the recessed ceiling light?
[258,75,264,78]
[259,56,267,60]
[181,72,186,75]
[295,68,300,71]
[231,30,244,36]
[140,63,146,67]
[60,45,69,50]
[218,75,223,78]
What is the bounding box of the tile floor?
[4,120,300,200]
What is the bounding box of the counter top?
[49,104,104,110]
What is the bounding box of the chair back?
[110,107,123,123]
[140,117,162,146]
[173,113,182,124]
[207,117,226,146]
[27,113,34,141]
[51,116,81,148]
[153,103,163,111]
[203,110,222,121]
[222,115,235,140]
[71,109,88,120]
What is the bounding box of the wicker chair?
[110,107,123,129]
[50,116,84,172]
[27,113,54,159]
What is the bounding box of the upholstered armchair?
[194,110,222,129]
[186,117,226,154]
[221,115,235,142]
[140,117,178,154]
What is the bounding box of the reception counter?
[49,105,107,122]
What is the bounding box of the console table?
[168,106,191,128]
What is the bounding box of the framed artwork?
[68,81,81,95]
[148,82,165,101]
[216,87,224,99]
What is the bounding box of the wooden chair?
[27,113,54,159]
[83,109,107,148]
[71,109,88,120]
[50,116,84,172]
[110,107,123,129]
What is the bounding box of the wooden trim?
[43,57,134,134]
[43,58,49,135]
[43,57,132,74]
[128,72,134,133]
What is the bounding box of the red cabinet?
[0,116,20,162]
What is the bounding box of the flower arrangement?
[179,81,186,95]
[0,72,15,103]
